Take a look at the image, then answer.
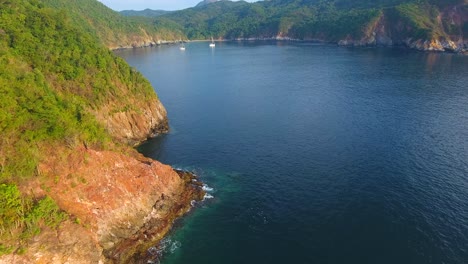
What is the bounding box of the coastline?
[0,147,205,264]
[109,40,187,51]
[107,170,205,263]
[226,37,467,54]
[111,37,467,54]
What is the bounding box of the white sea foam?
[202,184,214,192]
[190,200,196,207]
[155,237,182,256]
[169,241,181,253]
[147,246,158,256]
[203,193,214,200]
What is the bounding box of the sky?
[98,0,258,11]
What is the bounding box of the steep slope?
[41,0,186,49]
[0,0,202,262]
[322,0,467,51]
[0,0,168,181]
[157,0,467,52]
[156,1,257,39]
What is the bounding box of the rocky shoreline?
[109,39,188,51]
[106,170,205,264]
[0,147,205,264]
[138,36,466,54]
[229,36,467,54]
[0,89,202,263]
[336,37,467,54]
[108,34,466,54]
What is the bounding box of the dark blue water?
[116,42,468,264]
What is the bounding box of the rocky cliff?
[0,1,199,263]
[93,97,169,145]
[336,3,468,53]
[1,147,204,264]
[108,39,181,50]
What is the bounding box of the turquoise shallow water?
[116,42,468,264]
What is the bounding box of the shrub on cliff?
[0,184,66,255]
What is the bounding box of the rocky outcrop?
[0,1,194,263]
[403,38,460,52]
[95,98,169,145]
[109,39,182,50]
[104,25,184,50]
[338,33,466,53]
[2,147,204,263]
[336,4,468,53]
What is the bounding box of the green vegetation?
[120,9,172,18]
[0,0,172,253]
[41,0,186,46]
[0,184,67,255]
[0,0,165,183]
[148,0,466,42]
[291,5,383,40]
[1,1,97,181]
[1,0,134,183]
[391,2,442,39]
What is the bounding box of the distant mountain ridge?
[120,8,172,17]
[197,0,225,7]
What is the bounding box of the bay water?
[116,42,468,264]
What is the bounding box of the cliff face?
[94,98,169,145]
[108,39,180,50]
[0,1,195,262]
[1,147,204,263]
[104,30,183,50]
[336,4,468,53]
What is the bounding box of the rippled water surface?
[116,42,468,264]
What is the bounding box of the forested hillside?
[41,0,185,48]
[0,0,169,255]
[151,0,467,51]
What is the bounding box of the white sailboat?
[179,44,186,51]
[209,37,216,48]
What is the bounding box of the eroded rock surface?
[1,147,203,263]
[336,4,468,53]
[95,98,169,145]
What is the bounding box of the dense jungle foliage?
[120,9,172,18]
[144,0,467,40]
[41,0,185,46]
[0,0,163,252]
